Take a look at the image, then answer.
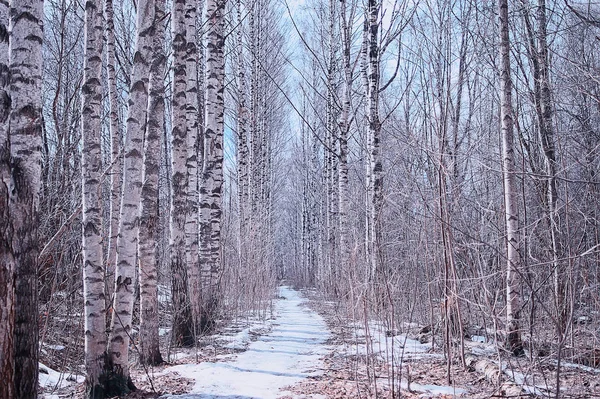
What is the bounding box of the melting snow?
[160,286,330,398]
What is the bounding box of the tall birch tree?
[81,0,109,393]
[363,0,383,284]
[6,0,45,395]
[104,0,123,303]
[170,0,194,346]
[106,0,156,390]
[499,0,523,357]
[199,0,226,329]
[138,0,166,366]
[0,0,13,395]
[184,0,201,333]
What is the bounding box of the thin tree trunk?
[104,0,122,304]
[184,0,201,334]
[106,0,156,390]
[199,0,226,331]
[499,0,523,356]
[364,0,383,288]
[535,0,563,331]
[338,0,352,289]
[138,0,166,366]
[7,0,45,395]
[170,0,194,346]
[236,0,249,277]
[81,0,109,394]
[0,1,14,396]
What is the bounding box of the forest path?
[160,286,330,398]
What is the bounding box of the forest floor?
[40,286,600,398]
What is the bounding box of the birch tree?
[499,0,523,356]
[363,0,383,285]
[106,0,156,390]
[81,0,109,393]
[199,0,226,329]
[184,0,201,333]
[138,0,166,365]
[6,0,45,395]
[0,0,13,395]
[170,0,194,346]
[338,0,353,290]
[236,0,249,275]
[104,0,123,302]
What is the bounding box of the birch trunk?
[324,0,338,293]
[184,0,201,334]
[104,0,122,305]
[0,1,14,396]
[236,0,249,275]
[106,0,155,390]
[7,0,45,395]
[137,0,166,366]
[170,0,194,346]
[364,0,383,284]
[81,0,109,393]
[338,0,352,287]
[499,0,523,356]
[199,0,226,330]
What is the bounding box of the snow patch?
[160,286,330,399]
[39,362,84,394]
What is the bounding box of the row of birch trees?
[284,0,600,384]
[1,0,287,395]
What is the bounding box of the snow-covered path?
[160,286,330,399]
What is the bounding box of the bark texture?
[7,0,45,395]
[499,0,523,357]
[104,0,123,303]
[184,0,200,333]
[199,0,226,331]
[81,0,109,394]
[106,0,155,391]
[0,0,14,396]
[364,0,383,284]
[138,0,166,366]
[170,0,194,346]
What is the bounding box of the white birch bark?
[499,0,523,357]
[0,1,14,395]
[338,0,352,286]
[137,0,166,366]
[364,0,383,283]
[107,0,155,389]
[184,0,201,333]
[104,0,122,304]
[81,0,109,393]
[7,0,44,395]
[199,0,226,330]
[236,0,249,274]
[170,0,194,346]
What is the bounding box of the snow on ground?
[39,362,84,398]
[346,321,466,396]
[159,286,330,399]
[220,320,274,351]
